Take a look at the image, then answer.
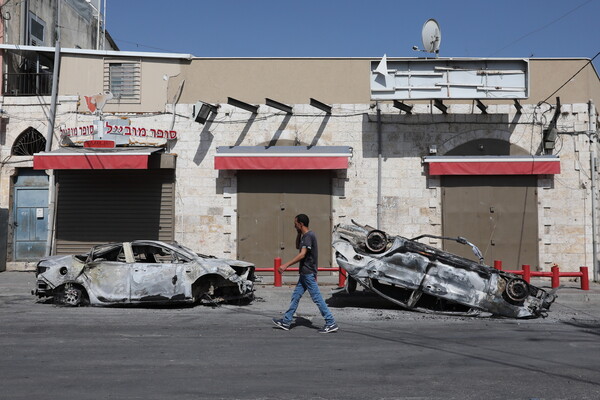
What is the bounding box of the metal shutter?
[55,170,174,255]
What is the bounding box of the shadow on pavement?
[325,289,401,310]
[561,318,600,336]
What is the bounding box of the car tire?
[365,230,388,253]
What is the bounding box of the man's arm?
[279,247,307,273]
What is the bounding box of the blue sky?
[107,0,599,68]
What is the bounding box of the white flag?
[374,54,388,76]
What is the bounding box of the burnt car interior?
[131,245,189,264]
[80,243,192,264]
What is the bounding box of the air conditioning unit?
[29,12,45,46]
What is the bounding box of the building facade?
[0,48,598,281]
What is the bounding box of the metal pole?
[96,7,100,50]
[102,0,107,50]
[376,102,382,229]
[44,2,61,257]
[589,100,598,282]
[21,0,28,45]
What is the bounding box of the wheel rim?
[505,278,529,302]
[63,285,81,306]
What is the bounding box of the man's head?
[294,214,310,231]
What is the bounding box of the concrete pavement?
[2,270,599,314]
[1,271,600,400]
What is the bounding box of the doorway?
[13,169,49,260]
[237,170,332,269]
[441,175,539,268]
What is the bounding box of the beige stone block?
[572,103,588,114]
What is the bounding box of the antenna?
[412,18,441,57]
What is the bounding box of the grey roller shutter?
[55,170,174,255]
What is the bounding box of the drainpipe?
[44,3,61,257]
[376,102,382,229]
[21,0,28,45]
[590,100,598,282]
[102,0,107,50]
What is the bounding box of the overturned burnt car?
[34,240,255,306]
[332,222,556,318]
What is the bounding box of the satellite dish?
[421,19,441,56]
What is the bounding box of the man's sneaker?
[272,318,291,331]
[319,323,339,333]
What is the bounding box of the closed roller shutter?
[55,170,174,255]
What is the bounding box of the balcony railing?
[3,72,52,96]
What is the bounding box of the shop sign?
[60,121,178,140]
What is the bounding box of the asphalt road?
[1,272,599,400]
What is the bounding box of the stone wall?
[0,97,597,274]
[161,101,597,272]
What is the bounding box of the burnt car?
[33,240,255,306]
[332,221,556,318]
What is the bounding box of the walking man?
[272,214,338,333]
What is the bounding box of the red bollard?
[494,260,502,270]
[522,265,531,283]
[338,267,346,288]
[580,266,590,291]
[274,257,282,287]
[551,265,560,288]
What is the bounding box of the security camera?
[412,45,419,51]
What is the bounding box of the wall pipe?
[589,100,598,282]
[102,0,107,50]
[376,102,382,229]
[44,2,61,257]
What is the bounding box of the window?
[131,245,189,264]
[12,128,46,155]
[104,59,141,103]
[89,244,124,263]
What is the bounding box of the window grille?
[103,59,141,103]
[12,128,46,155]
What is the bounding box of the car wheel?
[61,283,84,306]
[366,230,388,253]
[504,278,530,303]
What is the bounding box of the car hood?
[38,254,80,266]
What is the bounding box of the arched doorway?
[11,128,49,260]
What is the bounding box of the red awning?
[214,146,352,170]
[33,147,163,170]
[424,156,560,175]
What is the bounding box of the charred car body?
[333,222,556,318]
[34,240,255,306]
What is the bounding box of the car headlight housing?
[36,264,49,277]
